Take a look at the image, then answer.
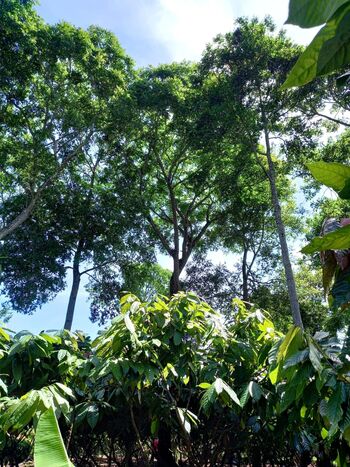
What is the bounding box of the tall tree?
[0,10,148,329]
[0,1,133,239]
[125,63,246,295]
[200,18,324,328]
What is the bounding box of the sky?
[35,0,319,66]
[5,0,320,336]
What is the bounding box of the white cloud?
[153,0,236,61]
[150,0,319,63]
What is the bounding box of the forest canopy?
[2,0,350,465]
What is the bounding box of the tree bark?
[262,121,304,329]
[170,256,181,295]
[63,240,84,330]
[242,246,249,302]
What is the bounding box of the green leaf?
[269,363,281,385]
[279,385,297,413]
[239,384,250,407]
[124,314,136,335]
[34,406,73,467]
[307,162,350,197]
[283,349,309,369]
[248,381,263,402]
[286,0,350,27]
[277,326,302,363]
[220,379,241,407]
[151,417,159,436]
[173,331,182,346]
[308,339,323,373]
[339,180,350,199]
[55,383,74,399]
[12,359,22,384]
[3,391,40,431]
[0,327,10,342]
[0,378,7,396]
[302,224,350,254]
[86,405,99,430]
[214,378,223,395]
[200,382,216,413]
[331,267,350,309]
[176,407,191,434]
[327,385,344,425]
[282,3,350,88]
[343,425,350,445]
[198,382,211,389]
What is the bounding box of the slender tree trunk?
[242,247,249,302]
[262,122,304,329]
[63,240,84,330]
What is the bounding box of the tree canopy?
[2,1,350,464]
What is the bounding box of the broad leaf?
[248,381,263,402]
[302,224,350,253]
[34,406,73,467]
[283,349,309,369]
[286,0,350,27]
[282,3,350,88]
[124,314,136,335]
[308,339,323,373]
[3,391,40,431]
[307,162,350,198]
[221,380,241,407]
[277,326,302,363]
[324,385,344,425]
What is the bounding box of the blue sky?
[36,0,319,66]
[5,0,319,336]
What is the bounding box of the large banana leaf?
[34,406,73,467]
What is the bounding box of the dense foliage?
[0,292,350,466]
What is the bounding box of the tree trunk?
[157,424,178,467]
[242,247,249,302]
[63,240,84,330]
[263,123,304,329]
[170,256,180,295]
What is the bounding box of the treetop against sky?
[36,0,318,66]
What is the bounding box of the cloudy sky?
[36,0,319,65]
[7,0,318,335]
